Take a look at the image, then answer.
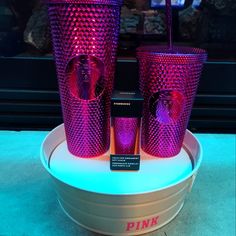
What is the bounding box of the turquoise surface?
[0,131,235,236]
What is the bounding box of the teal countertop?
[0,131,235,236]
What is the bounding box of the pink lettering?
[150,216,159,226]
[126,216,159,232]
[126,222,135,231]
[136,221,141,230]
[141,219,150,229]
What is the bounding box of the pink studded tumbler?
[137,46,207,157]
[46,0,122,157]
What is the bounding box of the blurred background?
[0,0,236,58]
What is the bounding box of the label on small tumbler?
[110,155,140,171]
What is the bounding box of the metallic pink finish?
[137,46,207,157]
[47,1,122,157]
[46,0,123,4]
[113,118,139,154]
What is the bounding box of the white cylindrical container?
[40,124,202,236]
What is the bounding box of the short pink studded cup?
[137,46,207,157]
[46,0,122,157]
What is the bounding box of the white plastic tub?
[40,124,202,236]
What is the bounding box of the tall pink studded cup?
[46,0,122,157]
[137,46,207,157]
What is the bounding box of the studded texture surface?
[48,3,121,157]
[137,46,207,157]
[46,0,123,5]
[113,118,139,154]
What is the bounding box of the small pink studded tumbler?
[46,0,122,157]
[137,46,207,157]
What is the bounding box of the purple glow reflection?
[113,118,139,154]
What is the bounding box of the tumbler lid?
[46,0,123,6]
[137,46,207,64]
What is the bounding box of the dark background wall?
[0,57,235,132]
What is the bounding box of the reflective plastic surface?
[137,46,207,157]
[48,1,122,157]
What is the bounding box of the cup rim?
[137,45,206,55]
[136,46,207,64]
[45,0,123,6]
